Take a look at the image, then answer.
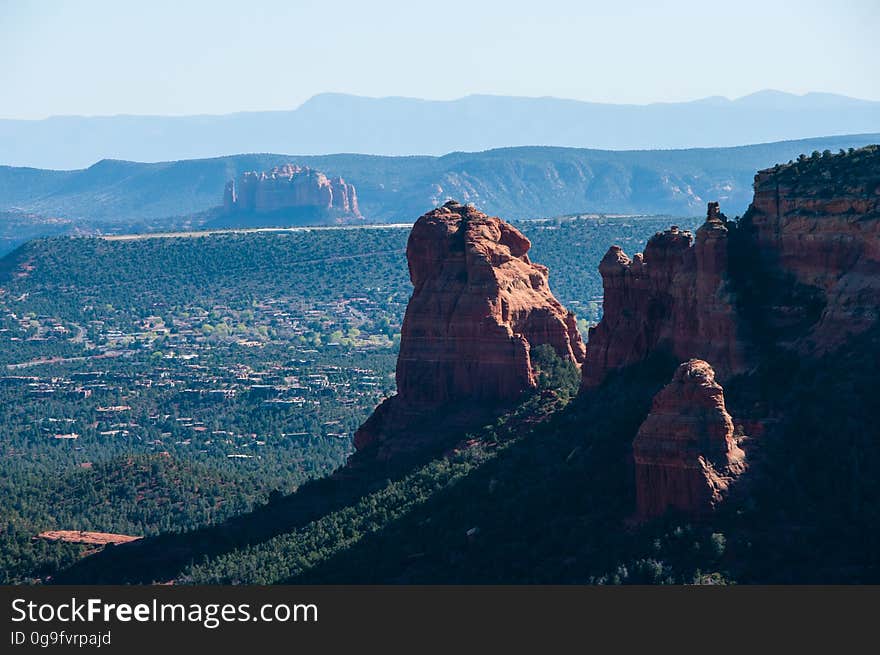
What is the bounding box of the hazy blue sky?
[2,0,878,119]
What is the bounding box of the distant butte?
[223,164,361,219]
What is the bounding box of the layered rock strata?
[584,147,880,391]
[353,201,585,458]
[744,151,880,350]
[587,146,880,518]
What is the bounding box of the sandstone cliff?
[633,359,745,521]
[583,146,880,391]
[584,145,880,519]
[581,202,744,388]
[743,147,880,351]
[353,201,585,459]
[223,164,361,218]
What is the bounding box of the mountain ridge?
[2,90,879,169]
[11,89,879,121]
[2,134,879,237]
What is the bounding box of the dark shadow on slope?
[284,355,678,584]
[285,200,880,585]
[704,210,880,582]
[55,330,880,584]
[715,324,880,583]
[725,210,826,353]
[287,326,880,584]
[52,400,513,584]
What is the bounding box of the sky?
[1,0,878,119]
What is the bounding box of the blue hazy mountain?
[2,91,879,169]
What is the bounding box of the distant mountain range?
[2,91,880,169]
[1,135,878,242]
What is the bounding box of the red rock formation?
[224,164,361,218]
[746,152,880,351]
[633,359,745,520]
[354,201,585,458]
[584,148,880,392]
[582,202,744,388]
[581,147,880,521]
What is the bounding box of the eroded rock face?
[633,359,745,521]
[745,152,880,351]
[582,203,744,388]
[581,147,880,520]
[353,201,585,458]
[224,164,361,217]
[583,148,880,392]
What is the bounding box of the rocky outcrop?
[633,359,745,520]
[580,146,880,520]
[353,201,585,459]
[744,147,880,351]
[223,164,361,218]
[583,147,880,392]
[582,202,745,388]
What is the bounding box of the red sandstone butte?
[633,359,745,521]
[224,164,361,217]
[353,201,585,457]
[582,202,744,389]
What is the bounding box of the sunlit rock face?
[581,202,744,389]
[353,201,584,459]
[583,148,880,392]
